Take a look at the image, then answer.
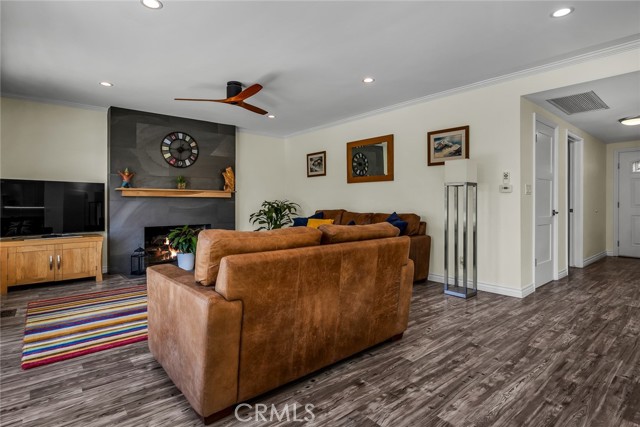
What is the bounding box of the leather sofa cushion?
[341,211,373,225]
[194,227,322,286]
[315,209,345,224]
[371,212,421,236]
[318,222,399,244]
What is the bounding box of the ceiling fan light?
[363,77,375,84]
[551,7,573,18]
[141,0,163,9]
[99,81,113,87]
[267,114,276,119]
[619,115,640,126]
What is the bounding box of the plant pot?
[176,253,195,270]
[177,182,186,189]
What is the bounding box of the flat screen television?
[0,179,105,238]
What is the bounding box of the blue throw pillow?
[292,211,324,227]
[292,217,308,227]
[386,212,408,235]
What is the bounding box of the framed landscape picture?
[307,151,326,177]
[427,125,470,166]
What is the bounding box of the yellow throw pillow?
[307,218,334,229]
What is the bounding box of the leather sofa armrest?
[409,234,431,282]
[147,264,242,418]
[418,221,427,235]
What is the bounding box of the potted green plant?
[176,175,187,189]
[249,200,300,230]
[166,225,200,270]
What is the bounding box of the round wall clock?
[352,152,369,176]
[161,132,199,168]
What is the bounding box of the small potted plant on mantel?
[166,225,200,270]
[176,175,187,189]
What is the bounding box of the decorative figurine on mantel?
[222,166,235,192]
[118,168,135,188]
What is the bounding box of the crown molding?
[0,92,108,112]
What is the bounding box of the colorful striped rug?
[21,285,147,370]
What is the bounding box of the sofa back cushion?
[194,227,322,286]
[315,209,345,224]
[318,222,399,244]
[341,211,373,225]
[371,212,421,235]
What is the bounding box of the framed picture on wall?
[307,151,326,177]
[427,125,470,166]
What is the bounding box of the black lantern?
[131,246,146,275]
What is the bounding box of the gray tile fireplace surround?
[108,107,235,275]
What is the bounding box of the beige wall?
[2,48,638,295]
[606,140,640,254]
[278,49,638,297]
[1,97,107,181]
[0,97,109,267]
[235,131,287,231]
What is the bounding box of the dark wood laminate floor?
[1,257,639,427]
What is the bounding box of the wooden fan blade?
[227,84,263,102]
[174,97,230,103]
[238,101,268,115]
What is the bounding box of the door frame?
[532,113,560,289]
[567,131,584,268]
[613,147,640,257]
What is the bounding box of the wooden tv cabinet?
[0,234,103,295]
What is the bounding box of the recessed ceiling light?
[99,81,113,87]
[141,0,163,9]
[267,114,276,119]
[363,77,375,84]
[619,115,640,126]
[551,7,573,18]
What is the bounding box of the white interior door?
[619,149,640,258]
[535,121,555,287]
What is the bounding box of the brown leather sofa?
[147,223,414,423]
[316,209,431,282]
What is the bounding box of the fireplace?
[144,224,210,268]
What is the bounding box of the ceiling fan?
[175,81,268,115]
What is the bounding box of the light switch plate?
[524,184,532,195]
[499,184,513,193]
[502,171,510,183]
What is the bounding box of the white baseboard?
[583,251,607,267]
[427,273,530,299]
[558,269,568,279]
[521,283,535,298]
[606,250,615,257]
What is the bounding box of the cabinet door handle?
[57,255,61,270]
[49,255,53,270]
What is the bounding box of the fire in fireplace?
[144,224,210,268]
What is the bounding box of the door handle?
[49,255,53,271]
[552,210,559,216]
[57,255,61,270]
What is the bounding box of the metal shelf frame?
[444,182,478,299]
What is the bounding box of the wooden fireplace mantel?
[115,188,233,198]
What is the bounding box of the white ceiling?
[2,1,639,138]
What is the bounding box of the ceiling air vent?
[546,91,609,115]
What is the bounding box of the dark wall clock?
[352,152,369,176]
[161,131,199,168]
